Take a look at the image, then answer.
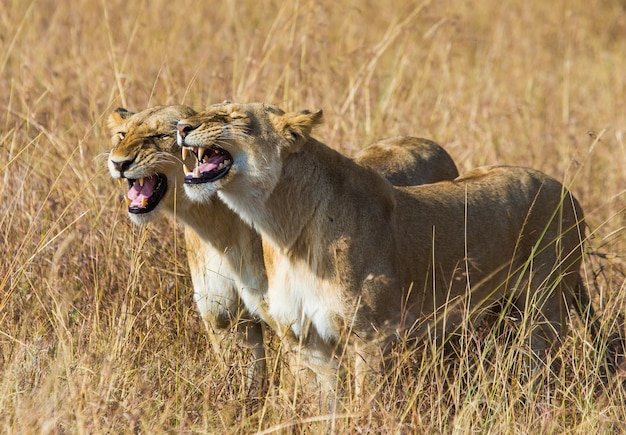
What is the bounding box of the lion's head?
[107,105,197,224]
[177,102,323,204]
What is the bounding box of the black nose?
[177,123,193,139]
[112,158,133,176]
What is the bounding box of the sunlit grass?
[1,0,625,432]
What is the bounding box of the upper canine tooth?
[197,148,205,162]
[182,147,188,160]
[183,163,191,174]
[139,177,145,187]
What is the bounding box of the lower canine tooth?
[193,167,201,178]
[125,197,131,207]
[184,164,191,174]
[140,198,148,208]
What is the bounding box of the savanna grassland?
[1,0,626,433]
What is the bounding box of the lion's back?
[354,136,459,186]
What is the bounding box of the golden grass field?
[1,0,626,433]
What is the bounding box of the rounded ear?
[107,107,134,131]
[271,109,324,145]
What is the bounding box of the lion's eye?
[154,133,170,140]
[229,111,247,119]
[112,131,126,145]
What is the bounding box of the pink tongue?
[127,177,157,207]
[198,161,218,173]
[186,151,225,177]
[185,161,219,177]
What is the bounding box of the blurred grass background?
[1,0,625,432]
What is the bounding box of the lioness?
[176,101,592,395]
[106,104,459,395]
[107,105,269,393]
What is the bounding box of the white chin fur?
[184,183,219,203]
[127,211,160,225]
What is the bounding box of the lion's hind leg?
[510,263,569,381]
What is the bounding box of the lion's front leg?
[240,317,267,399]
[284,325,346,413]
[190,258,268,400]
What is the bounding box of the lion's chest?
[187,241,239,321]
[266,255,344,343]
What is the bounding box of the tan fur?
[107,104,460,397]
[107,105,269,395]
[354,136,458,185]
[177,102,590,397]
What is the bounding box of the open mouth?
[183,146,232,184]
[125,174,167,214]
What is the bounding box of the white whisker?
[95,151,111,164]
[154,153,183,166]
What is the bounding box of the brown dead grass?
[1,0,626,432]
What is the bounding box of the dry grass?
[1,0,626,432]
